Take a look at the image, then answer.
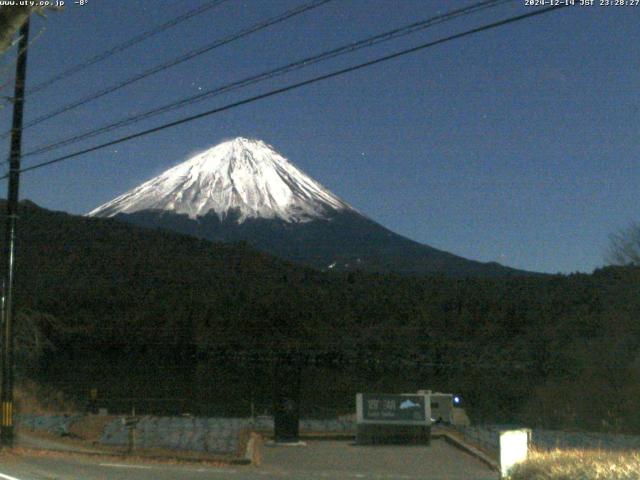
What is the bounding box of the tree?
[0,6,62,58]
[0,6,32,56]
[14,309,62,372]
[606,222,640,266]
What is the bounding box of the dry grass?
[508,449,640,480]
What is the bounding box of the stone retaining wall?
[18,414,82,436]
[17,414,355,454]
[100,416,247,454]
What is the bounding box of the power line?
[23,0,230,98]
[7,5,567,180]
[21,0,511,160]
[2,0,333,140]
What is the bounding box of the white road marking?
[0,472,23,480]
[188,468,238,475]
[212,469,238,473]
[99,463,152,469]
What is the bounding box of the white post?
[499,429,530,478]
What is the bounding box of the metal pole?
[1,18,30,448]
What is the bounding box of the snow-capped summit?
[86,137,529,277]
[88,137,353,223]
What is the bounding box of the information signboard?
[356,393,431,426]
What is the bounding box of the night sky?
[0,0,637,274]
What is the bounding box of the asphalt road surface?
[0,440,497,479]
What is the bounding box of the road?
[0,440,497,479]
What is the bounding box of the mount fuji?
[89,137,528,277]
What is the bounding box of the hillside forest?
[6,201,640,433]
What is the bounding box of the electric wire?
[23,0,230,98]
[0,0,333,140]
[4,4,567,180]
[21,0,511,160]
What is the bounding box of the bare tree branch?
[606,223,640,266]
[0,6,32,56]
[0,5,61,57]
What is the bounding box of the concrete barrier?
[500,429,530,478]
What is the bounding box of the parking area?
[259,439,498,480]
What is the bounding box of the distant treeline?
[6,201,640,432]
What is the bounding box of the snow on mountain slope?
[88,137,353,223]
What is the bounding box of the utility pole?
[1,18,30,448]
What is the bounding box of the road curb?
[17,444,254,465]
[253,431,356,442]
[433,430,499,471]
[17,432,251,466]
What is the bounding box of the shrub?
[508,449,640,480]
